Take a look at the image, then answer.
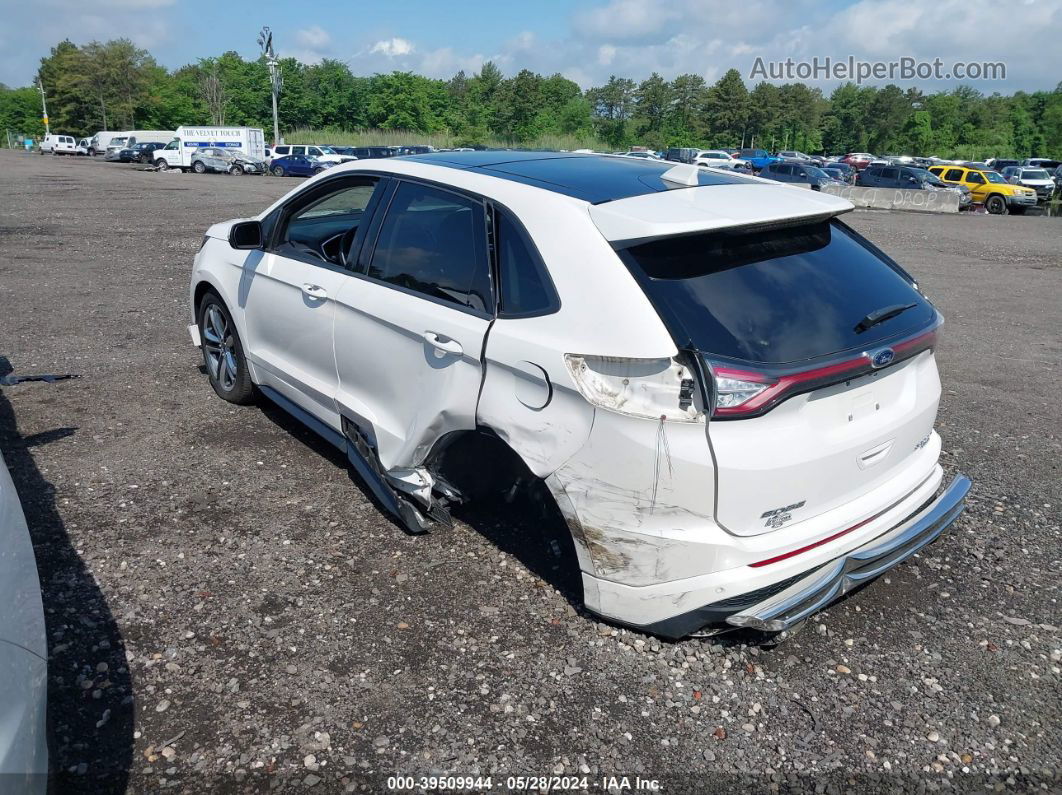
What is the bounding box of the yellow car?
[928,165,1037,214]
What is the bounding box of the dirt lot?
[0,150,1059,793]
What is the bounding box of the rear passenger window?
[881,168,898,180]
[369,182,491,313]
[944,168,964,181]
[495,210,557,317]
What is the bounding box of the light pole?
[258,27,282,146]
[37,78,49,137]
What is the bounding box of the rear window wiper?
[854,303,917,334]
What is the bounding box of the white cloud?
[597,45,616,66]
[295,26,331,50]
[370,37,415,57]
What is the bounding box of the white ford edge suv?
[188,152,969,640]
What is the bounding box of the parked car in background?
[0,447,49,793]
[821,163,856,184]
[928,165,1037,214]
[1001,166,1055,202]
[270,144,354,164]
[617,151,662,160]
[693,150,748,168]
[393,145,435,155]
[88,130,120,156]
[1022,158,1061,171]
[858,165,970,206]
[759,161,844,190]
[664,147,699,164]
[841,152,875,170]
[269,154,334,177]
[117,141,166,163]
[910,168,972,208]
[39,134,76,155]
[191,147,266,175]
[737,148,781,171]
[988,158,1021,173]
[188,152,968,640]
[103,130,175,160]
[334,146,396,160]
[75,138,91,156]
[778,150,824,167]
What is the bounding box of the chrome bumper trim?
[727,474,971,632]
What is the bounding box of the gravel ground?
[0,150,1059,794]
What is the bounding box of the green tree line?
[3,38,1061,159]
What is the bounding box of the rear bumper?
[639,473,970,639]
[725,474,970,632]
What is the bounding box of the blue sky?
[2,0,1059,92]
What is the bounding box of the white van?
[89,131,120,156]
[103,130,175,160]
[269,144,354,165]
[40,135,77,155]
[153,126,265,172]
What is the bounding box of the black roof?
[402,151,748,204]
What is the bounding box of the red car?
[841,152,875,170]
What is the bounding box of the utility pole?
[37,78,49,136]
[258,27,282,146]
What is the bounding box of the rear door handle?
[422,332,463,355]
[301,283,328,300]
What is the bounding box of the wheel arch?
[423,425,594,583]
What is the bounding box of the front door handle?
[422,332,463,356]
[301,283,327,300]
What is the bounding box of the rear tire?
[272,165,285,177]
[192,160,207,174]
[986,194,1007,215]
[198,294,255,405]
[155,158,168,171]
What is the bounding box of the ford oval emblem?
[870,348,895,368]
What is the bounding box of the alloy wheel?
[202,305,238,392]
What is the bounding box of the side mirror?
[228,220,263,250]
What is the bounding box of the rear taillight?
[706,324,939,419]
[564,355,703,422]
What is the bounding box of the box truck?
[153,127,266,171]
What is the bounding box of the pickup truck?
[736,148,781,171]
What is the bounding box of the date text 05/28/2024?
[386,775,663,791]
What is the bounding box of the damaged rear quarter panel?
[546,408,721,588]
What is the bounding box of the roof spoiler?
[589,182,854,249]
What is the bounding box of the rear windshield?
[619,220,934,365]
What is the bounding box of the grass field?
[283,126,611,152]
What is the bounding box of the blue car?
[737,148,782,172]
[270,154,333,177]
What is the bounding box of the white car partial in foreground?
[187,152,969,640]
[0,446,49,792]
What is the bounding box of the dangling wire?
[650,415,673,515]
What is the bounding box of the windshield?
[803,166,830,179]
[1021,169,1050,179]
[618,219,933,365]
[983,171,1007,184]
[109,137,128,146]
[317,146,336,154]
